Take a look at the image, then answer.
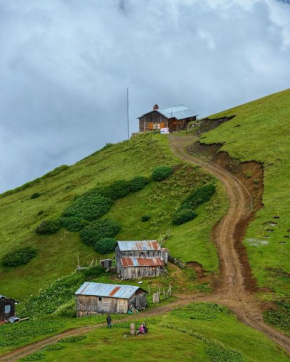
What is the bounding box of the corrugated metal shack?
[0,295,16,322]
[75,282,147,317]
[116,241,169,279]
[138,104,198,133]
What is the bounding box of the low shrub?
[2,246,37,267]
[59,335,87,343]
[173,209,197,225]
[36,219,61,235]
[37,210,44,216]
[30,193,41,199]
[59,217,88,232]
[129,176,150,192]
[141,215,151,222]
[94,237,117,254]
[63,194,113,221]
[98,180,131,200]
[80,219,121,246]
[152,165,174,181]
[181,184,216,210]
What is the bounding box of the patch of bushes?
[63,194,113,221]
[59,335,87,343]
[152,165,174,181]
[180,184,216,210]
[263,301,290,335]
[96,180,131,200]
[172,209,197,225]
[141,215,151,222]
[36,219,61,235]
[2,246,37,267]
[30,193,41,199]
[59,217,88,232]
[129,176,150,192]
[37,210,44,216]
[94,237,117,254]
[80,219,121,247]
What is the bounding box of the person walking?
[106,314,112,328]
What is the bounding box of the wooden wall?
[139,111,168,132]
[76,295,129,317]
[120,266,161,280]
[0,297,15,321]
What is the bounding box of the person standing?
[106,314,112,328]
[130,322,135,336]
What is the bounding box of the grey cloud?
[0,0,290,192]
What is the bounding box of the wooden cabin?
[0,295,17,322]
[138,104,198,133]
[116,240,169,280]
[75,282,147,317]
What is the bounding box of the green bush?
[173,209,197,225]
[59,217,88,232]
[94,237,117,254]
[141,215,151,222]
[63,194,113,221]
[129,176,150,192]
[181,184,216,210]
[30,192,41,199]
[36,219,61,235]
[152,165,174,181]
[80,219,121,246]
[2,247,37,267]
[99,180,131,200]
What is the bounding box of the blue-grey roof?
[75,282,145,299]
[158,105,198,120]
[117,240,161,251]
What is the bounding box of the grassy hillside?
[201,88,290,297]
[0,134,226,300]
[12,304,288,362]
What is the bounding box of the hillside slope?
[200,88,290,297]
[0,134,226,300]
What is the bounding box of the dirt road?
[1,136,290,361]
[169,136,290,355]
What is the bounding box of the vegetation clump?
[80,219,121,246]
[30,192,41,199]
[63,194,113,221]
[94,237,117,254]
[173,209,197,225]
[36,219,61,235]
[180,184,216,210]
[129,176,150,192]
[59,217,88,232]
[141,215,151,222]
[152,165,174,181]
[2,246,37,267]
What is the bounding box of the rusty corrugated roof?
[117,240,161,251]
[120,257,164,268]
[75,282,146,299]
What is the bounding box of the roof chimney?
[153,104,159,110]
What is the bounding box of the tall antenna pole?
[127,87,130,140]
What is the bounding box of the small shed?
[0,295,17,322]
[75,282,147,317]
[115,240,168,280]
[138,104,198,133]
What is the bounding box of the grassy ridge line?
[201,88,290,296]
[0,134,225,300]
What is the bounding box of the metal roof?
[158,105,198,120]
[121,257,164,268]
[117,240,161,251]
[75,282,145,299]
[139,105,198,120]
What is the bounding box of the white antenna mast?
[127,88,130,140]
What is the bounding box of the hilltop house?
[138,104,198,133]
[75,282,147,316]
[0,295,17,322]
[115,240,169,280]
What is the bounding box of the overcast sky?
[0,0,289,192]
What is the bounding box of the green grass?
[0,133,225,300]
[200,88,290,297]
[19,303,289,362]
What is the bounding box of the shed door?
[5,305,11,314]
[117,300,127,313]
[102,298,112,313]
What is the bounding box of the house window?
[99,297,102,302]
[5,305,11,314]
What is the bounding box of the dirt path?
[169,136,290,355]
[1,135,290,361]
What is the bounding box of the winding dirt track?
[1,136,290,361]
